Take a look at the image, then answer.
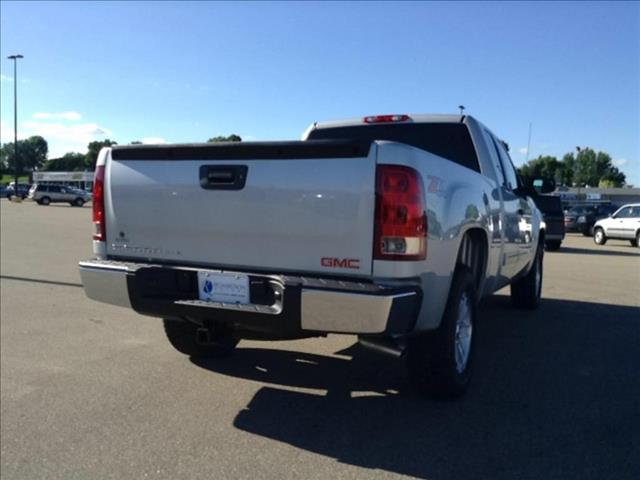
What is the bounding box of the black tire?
[40,196,51,206]
[631,239,638,247]
[163,319,238,358]
[407,266,477,398]
[511,242,543,310]
[636,231,640,248]
[74,198,85,207]
[593,227,607,245]
[545,240,561,251]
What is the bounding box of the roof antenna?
[458,105,465,115]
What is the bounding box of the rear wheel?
[593,227,607,245]
[73,198,85,207]
[163,319,238,358]
[545,240,561,251]
[40,196,51,206]
[511,242,543,309]
[631,238,638,247]
[407,266,476,398]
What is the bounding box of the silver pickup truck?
[80,114,551,397]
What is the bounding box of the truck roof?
[310,113,466,130]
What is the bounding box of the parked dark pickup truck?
[532,194,565,251]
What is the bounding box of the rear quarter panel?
[372,141,503,331]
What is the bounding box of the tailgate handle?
[199,165,248,190]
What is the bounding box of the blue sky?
[1,1,638,184]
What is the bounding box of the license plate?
[197,271,250,304]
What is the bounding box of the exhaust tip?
[358,337,406,358]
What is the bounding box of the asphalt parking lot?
[1,199,639,480]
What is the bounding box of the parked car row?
[564,203,619,236]
[28,183,92,206]
[4,182,92,206]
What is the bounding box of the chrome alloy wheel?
[454,292,473,374]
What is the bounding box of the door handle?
[199,165,248,190]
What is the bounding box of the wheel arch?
[456,227,488,297]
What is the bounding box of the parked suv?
[28,183,91,206]
[593,203,640,247]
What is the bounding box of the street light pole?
[7,54,23,197]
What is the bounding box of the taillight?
[374,165,427,260]
[363,114,411,124]
[92,165,106,241]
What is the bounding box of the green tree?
[519,148,625,188]
[0,148,8,173]
[572,148,625,187]
[43,152,87,171]
[560,153,575,186]
[0,135,49,173]
[599,167,625,187]
[86,139,117,169]
[207,134,242,143]
[518,155,562,183]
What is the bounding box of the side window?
[480,128,505,185]
[49,185,61,193]
[493,138,519,191]
[40,185,48,193]
[614,207,631,218]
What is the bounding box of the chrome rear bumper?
[79,260,421,336]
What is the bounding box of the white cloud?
[518,147,528,155]
[33,111,82,121]
[141,137,166,144]
[612,158,628,167]
[2,114,113,157]
[0,120,23,142]
[22,120,112,158]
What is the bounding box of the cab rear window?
[307,123,480,172]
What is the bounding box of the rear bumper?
[79,260,421,338]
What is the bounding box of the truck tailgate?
[105,141,376,277]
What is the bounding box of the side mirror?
[530,177,556,194]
